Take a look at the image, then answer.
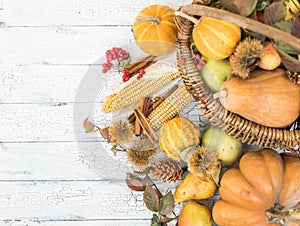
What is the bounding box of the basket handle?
[176,4,300,52]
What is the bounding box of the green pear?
[200,57,232,92]
[202,127,242,166]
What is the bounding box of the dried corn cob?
[147,85,193,131]
[102,71,181,113]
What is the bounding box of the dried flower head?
[188,146,221,180]
[127,148,158,168]
[109,120,134,143]
[131,135,157,151]
[230,37,264,79]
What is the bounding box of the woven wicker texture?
[175,14,300,150]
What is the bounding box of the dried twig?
[176,5,300,51]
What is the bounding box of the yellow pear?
[174,173,217,203]
[178,202,212,226]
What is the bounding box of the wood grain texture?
[2,220,151,226]
[5,0,191,26]
[0,181,151,220]
[2,27,133,65]
[1,0,198,224]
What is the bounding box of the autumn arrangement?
[84,0,300,225]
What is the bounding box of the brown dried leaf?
[263,1,287,25]
[126,173,146,192]
[220,0,258,16]
[159,191,175,216]
[83,117,98,133]
[291,17,300,38]
[278,51,300,72]
[143,185,160,212]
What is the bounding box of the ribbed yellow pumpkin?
[193,17,241,60]
[132,5,177,56]
[159,117,200,160]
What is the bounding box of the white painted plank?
[2,220,151,226]
[0,181,152,220]
[5,0,191,26]
[0,141,139,181]
[0,65,100,104]
[0,101,202,142]
[1,27,134,65]
[0,103,99,142]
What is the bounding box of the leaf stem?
[177,4,300,51]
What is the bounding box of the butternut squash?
[215,69,300,128]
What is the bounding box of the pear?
[178,202,212,226]
[202,127,242,166]
[174,173,217,203]
[200,57,232,92]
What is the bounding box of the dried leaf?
[144,185,160,212]
[143,175,154,187]
[83,117,98,133]
[126,173,146,192]
[278,51,300,72]
[220,0,258,16]
[208,161,222,185]
[273,21,300,54]
[291,17,300,38]
[159,191,175,216]
[263,1,287,25]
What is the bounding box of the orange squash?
[159,117,200,160]
[216,69,300,128]
[132,5,177,56]
[193,16,241,60]
[212,149,300,226]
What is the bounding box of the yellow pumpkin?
[216,69,300,128]
[132,5,177,56]
[159,117,200,160]
[193,16,241,60]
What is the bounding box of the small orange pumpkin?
[212,149,300,226]
[193,16,241,60]
[132,5,177,56]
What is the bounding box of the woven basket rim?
[175,5,300,150]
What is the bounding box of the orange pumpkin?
[212,149,300,226]
[193,16,241,60]
[132,5,177,56]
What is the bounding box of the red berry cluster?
[137,69,145,80]
[122,69,130,82]
[121,68,146,83]
[102,47,130,74]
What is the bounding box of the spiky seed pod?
[131,135,157,151]
[188,146,221,180]
[230,37,264,79]
[150,159,183,182]
[127,149,158,168]
[109,120,134,144]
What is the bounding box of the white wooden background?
[0,0,193,225]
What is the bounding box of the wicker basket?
[175,3,300,151]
